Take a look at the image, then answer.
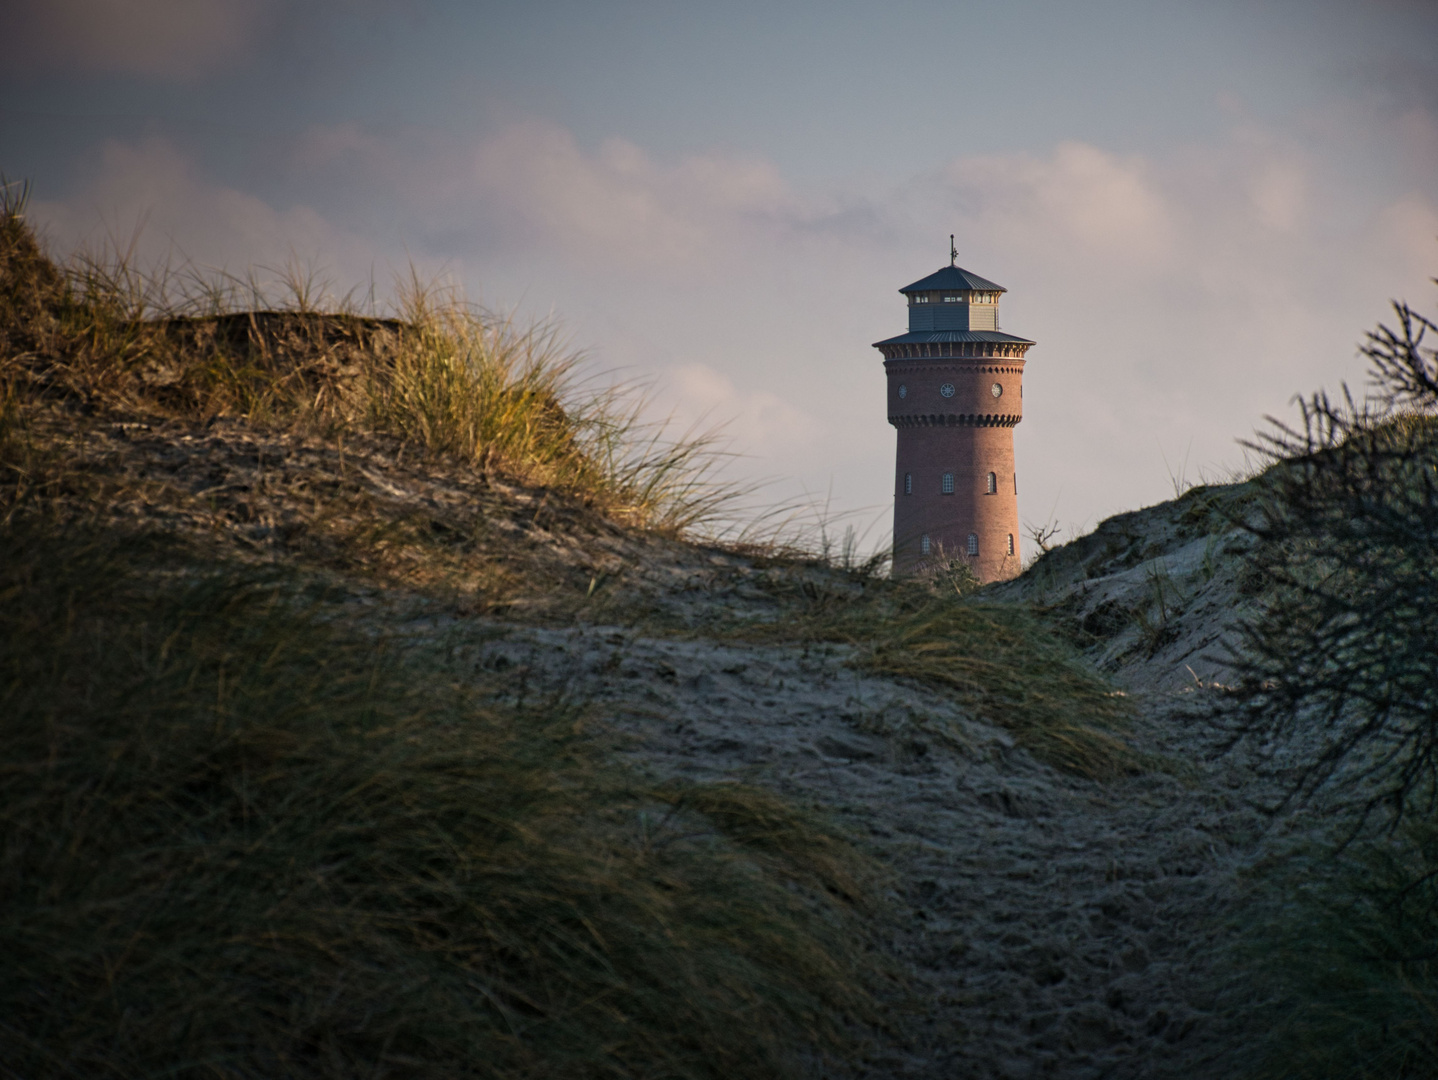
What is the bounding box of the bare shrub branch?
[1219,282,1438,831]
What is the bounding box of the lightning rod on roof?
[949,234,957,267]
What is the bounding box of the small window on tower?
[1006,534,1015,556]
[986,472,997,494]
[912,294,930,304]
[920,535,930,555]
[943,294,961,303]
[941,473,954,494]
[967,533,979,556]
[904,472,912,495]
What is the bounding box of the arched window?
[986,472,997,494]
[920,535,931,555]
[1006,533,1015,556]
[904,472,912,495]
[941,472,954,494]
[967,533,979,556]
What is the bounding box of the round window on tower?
[898,384,907,399]
[991,382,1003,398]
[939,383,955,398]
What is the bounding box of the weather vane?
[949,234,957,267]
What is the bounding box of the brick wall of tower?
[886,358,1025,581]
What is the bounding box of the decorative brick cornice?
[888,412,1022,428]
[885,362,1024,376]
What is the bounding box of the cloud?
[928,133,1351,310]
[941,141,1177,269]
[1246,159,1309,233]
[471,126,719,266]
[460,121,840,271]
[30,135,382,300]
[1352,50,1438,117]
[666,363,823,461]
[284,118,890,277]
[0,0,274,80]
[1368,192,1438,287]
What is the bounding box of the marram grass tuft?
[726,568,1138,780]
[0,519,884,1079]
[0,181,737,536]
[1222,818,1438,1080]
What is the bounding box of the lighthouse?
[874,243,1035,581]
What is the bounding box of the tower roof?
[872,329,1034,348]
[899,265,1006,294]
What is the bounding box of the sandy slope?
[26,404,1297,1078]
[432,483,1301,1079]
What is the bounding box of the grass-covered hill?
[4,178,1437,1079]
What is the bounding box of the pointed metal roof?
[899,265,1006,294]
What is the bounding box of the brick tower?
[874,243,1034,581]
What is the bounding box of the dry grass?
[0,517,885,1079]
[1224,817,1438,1079]
[725,567,1139,780]
[861,601,1137,779]
[0,373,706,621]
[366,276,736,534]
[1,181,899,1077]
[0,179,734,536]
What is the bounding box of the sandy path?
[448,608,1277,1079]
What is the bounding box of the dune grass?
[1225,817,1438,1079]
[725,566,1138,780]
[0,178,733,536]
[860,600,1137,778]
[0,179,898,1076]
[0,517,884,1078]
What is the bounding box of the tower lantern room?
[874,247,1035,581]
[901,265,1006,333]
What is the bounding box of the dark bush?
[1221,285,1438,829]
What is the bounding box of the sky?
[4,0,1437,550]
